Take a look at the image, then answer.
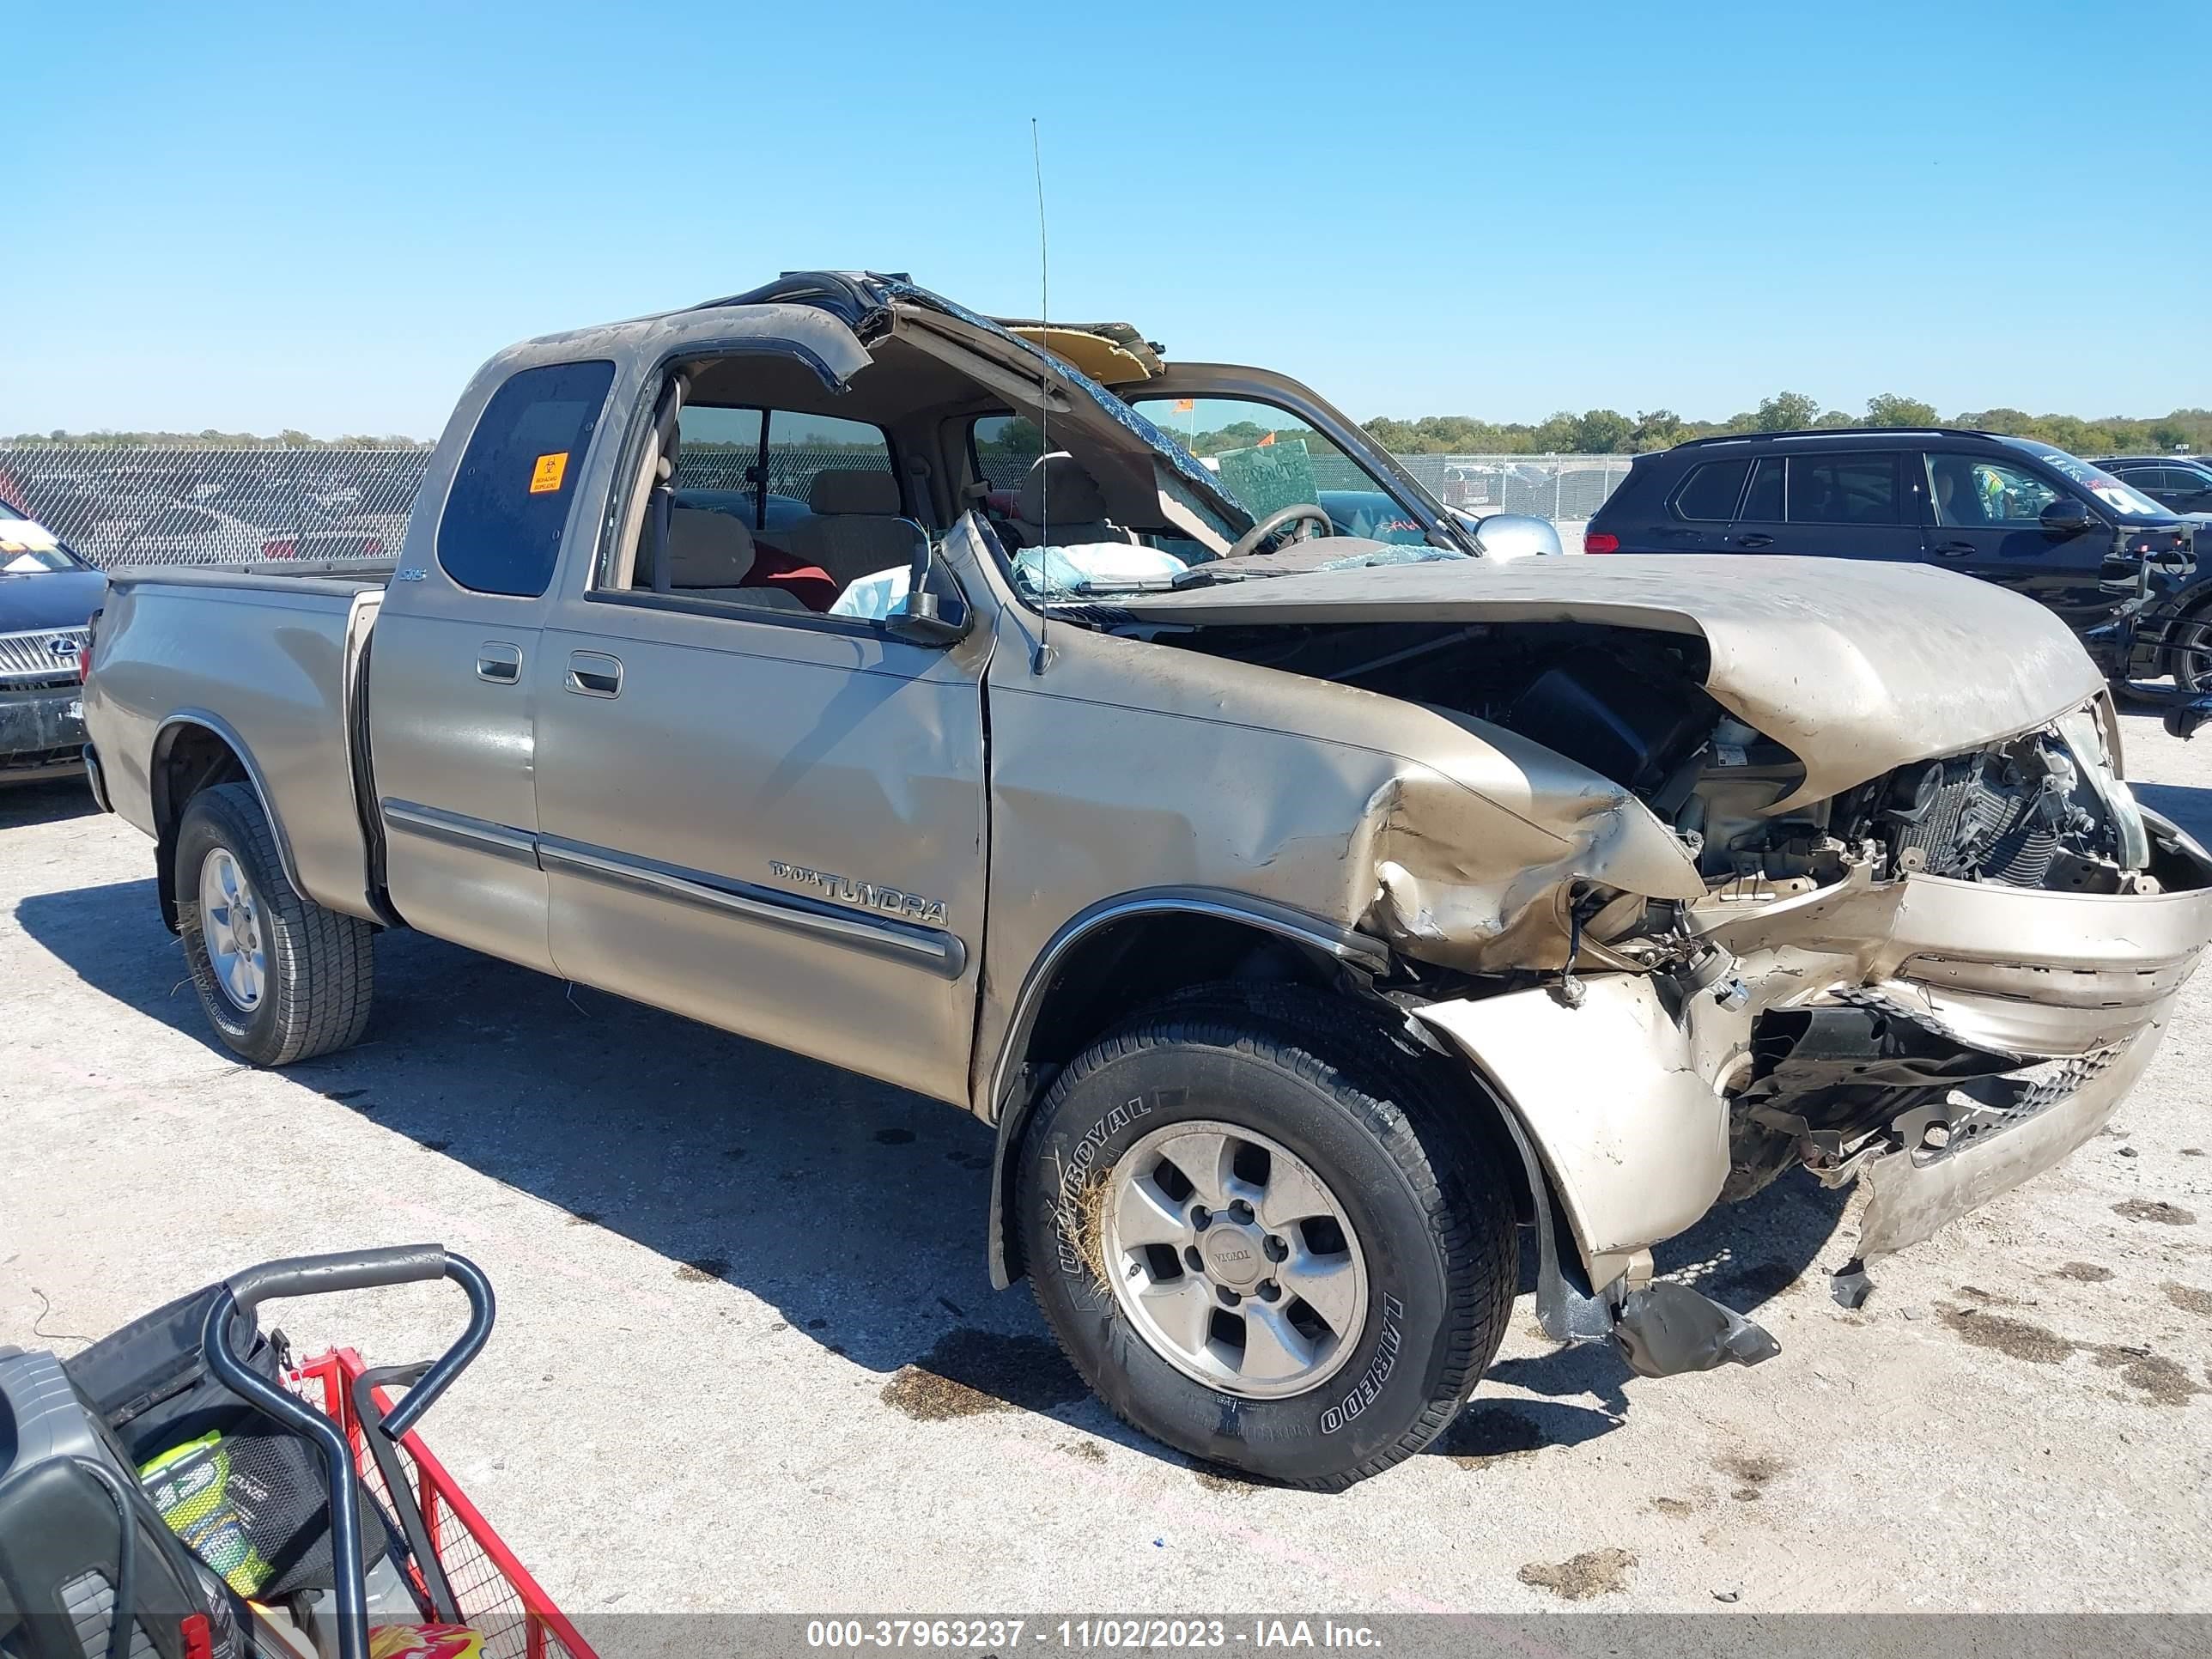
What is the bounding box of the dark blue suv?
[1583,428,2197,680]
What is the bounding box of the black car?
[2094,454,2212,515]
[1584,428,2197,679]
[2094,457,2212,689]
[0,501,103,781]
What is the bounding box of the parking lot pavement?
[4,715,2211,1615]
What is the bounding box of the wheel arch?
[980,889,1536,1288]
[149,712,303,931]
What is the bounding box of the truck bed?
[88,562,385,921]
[102,558,395,594]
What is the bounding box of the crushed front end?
[1412,690,2212,1367]
[1121,565,2211,1376]
[1684,705,2209,1279]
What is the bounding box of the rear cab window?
[438,360,617,598]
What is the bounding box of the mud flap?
[1612,1281,1780,1378]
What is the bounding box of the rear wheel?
[1017,988,1516,1490]
[177,782,374,1066]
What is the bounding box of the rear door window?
[1741,457,1784,520]
[1670,459,1752,521]
[1786,453,1903,525]
[673,407,894,530]
[438,359,616,598]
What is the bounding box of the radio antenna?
[1030,115,1055,674]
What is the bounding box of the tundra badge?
[768,860,947,927]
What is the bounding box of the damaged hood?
[1115,554,2106,811]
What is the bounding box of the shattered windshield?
[893,280,1468,599]
[1133,398,1436,548]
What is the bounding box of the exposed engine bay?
[1151,616,2159,900]
[1139,612,2206,1238]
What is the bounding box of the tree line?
[3,428,424,448]
[15,394,2211,460]
[1360,395,2212,457]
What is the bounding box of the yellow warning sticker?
[529,452,570,494]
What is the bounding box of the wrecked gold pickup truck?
[80,273,2212,1488]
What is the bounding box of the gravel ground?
[3,714,2209,1616]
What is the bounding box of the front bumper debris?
[0,684,88,778]
[1850,1020,2160,1265]
[1613,1280,1780,1377]
[1414,806,2212,1368]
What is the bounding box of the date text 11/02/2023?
[804,1620,1382,1650]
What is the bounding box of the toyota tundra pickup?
[79,273,2212,1488]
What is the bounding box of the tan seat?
[661,505,808,611]
[1008,452,1132,547]
[806,468,902,517]
[666,505,755,586]
[784,469,927,588]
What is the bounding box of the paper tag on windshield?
[0,520,59,553]
[1715,743,1749,767]
[529,453,569,494]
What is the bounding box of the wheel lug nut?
[1190,1206,1211,1231]
[1263,1235,1287,1261]
[1216,1285,1241,1307]
[1257,1280,1280,1302]
[1230,1200,1253,1222]
[1182,1246,1206,1275]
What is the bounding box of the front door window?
[1923,454,2058,526]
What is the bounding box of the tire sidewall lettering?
[1023,1050,1454,1474]
[1318,1292,1404,1435]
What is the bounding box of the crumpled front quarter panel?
[1412,976,1734,1263]
[970,616,1702,1108]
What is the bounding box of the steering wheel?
[1224,502,1334,561]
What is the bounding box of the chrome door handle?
[566,651,623,698]
[476,642,522,684]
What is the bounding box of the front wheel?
[177,781,374,1066]
[1016,989,1516,1490]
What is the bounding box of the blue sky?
[6,0,2206,438]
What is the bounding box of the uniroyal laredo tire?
[176,781,374,1066]
[1017,985,1516,1491]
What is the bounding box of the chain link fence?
[0,443,1633,570]
[1394,453,1635,521]
[0,447,428,567]
[670,442,898,503]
